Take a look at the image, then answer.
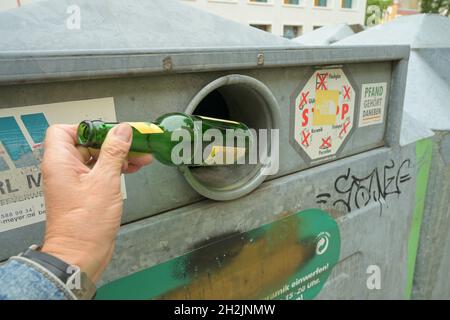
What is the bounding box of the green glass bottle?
[77,112,252,166]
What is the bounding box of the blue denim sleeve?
[0,258,75,300]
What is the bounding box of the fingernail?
[113,123,132,142]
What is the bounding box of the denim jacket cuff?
[9,256,77,300]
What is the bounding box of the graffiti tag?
[316,159,412,214]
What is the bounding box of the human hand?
[40,123,152,283]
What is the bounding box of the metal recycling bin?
[0,0,432,299]
[336,14,450,299]
[292,24,362,46]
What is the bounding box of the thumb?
[93,123,132,177]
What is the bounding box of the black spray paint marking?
[316,159,412,214]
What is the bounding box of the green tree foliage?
[421,0,450,16]
[369,0,393,11]
[365,0,393,26]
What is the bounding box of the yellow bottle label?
[127,122,164,134]
[204,146,247,165]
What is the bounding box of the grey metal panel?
[384,58,408,147]
[99,145,417,300]
[400,112,434,147]
[404,50,450,131]
[0,59,401,260]
[432,231,450,299]
[335,14,450,49]
[334,14,450,299]
[0,0,293,52]
[292,24,356,46]
[0,46,409,85]
[412,132,450,299]
[335,16,449,132]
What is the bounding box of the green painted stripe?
[405,138,433,299]
[97,209,340,300]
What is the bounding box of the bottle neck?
[77,121,119,148]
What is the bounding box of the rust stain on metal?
[163,56,173,71]
[158,217,315,300]
[257,53,265,66]
[327,208,346,220]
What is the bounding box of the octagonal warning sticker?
[291,68,356,164]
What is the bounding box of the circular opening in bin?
[181,74,280,201]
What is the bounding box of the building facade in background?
[384,0,421,22]
[182,0,367,38]
[1,0,367,38]
[0,0,38,11]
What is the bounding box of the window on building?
[208,0,238,3]
[284,0,301,5]
[283,25,303,39]
[313,25,323,30]
[314,0,328,7]
[341,0,353,8]
[250,24,272,33]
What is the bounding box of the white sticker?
[293,68,356,162]
[358,82,387,127]
[0,97,126,233]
